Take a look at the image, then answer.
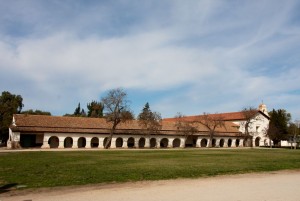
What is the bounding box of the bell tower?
[258,102,269,116]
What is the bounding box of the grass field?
[0,148,300,189]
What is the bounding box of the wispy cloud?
[0,0,299,120]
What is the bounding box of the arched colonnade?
[42,135,244,149]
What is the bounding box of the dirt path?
[1,170,300,201]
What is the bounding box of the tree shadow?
[0,183,18,194]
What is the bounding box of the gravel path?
[1,170,300,201]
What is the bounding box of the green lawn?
[0,148,300,189]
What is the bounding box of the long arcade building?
[7,104,270,149]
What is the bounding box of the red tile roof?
[163,111,260,122]
[11,114,242,137]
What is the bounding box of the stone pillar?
[134,137,139,148]
[252,138,256,147]
[98,138,104,149]
[196,138,201,148]
[156,138,161,148]
[180,138,185,148]
[145,137,150,148]
[206,139,211,148]
[110,137,117,148]
[224,139,228,148]
[231,139,236,148]
[240,139,244,147]
[41,135,50,149]
[85,137,92,149]
[58,137,65,149]
[215,139,220,148]
[72,137,79,149]
[168,138,173,148]
[122,138,128,148]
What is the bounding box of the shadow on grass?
[0,183,18,194]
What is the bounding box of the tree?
[102,88,134,148]
[87,101,104,118]
[137,102,162,135]
[0,91,23,143]
[287,121,300,149]
[80,108,86,117]
[196,113,225,148]
[21,109,51,116]
[74,103,81,116]
[64,103,86,117]
[174,112,198,146]
[240,107,258,147]
[266,109,291,146]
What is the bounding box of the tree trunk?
[105,127,115,149]
[208,132,213,148]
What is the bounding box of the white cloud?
[0,0,299,120]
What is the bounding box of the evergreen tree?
[137,102,162,134]
[74,103,81,116]
[87,101,103,117]
[267,109,291,146]
[81,109,86,117]
[64,103,87,117]
[0,91,23,143]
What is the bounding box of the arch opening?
[212,139,216,147]
[127,137,135,148]
[185,136,198,147]
[150,138,156,148]
[255,137,261,147]
[103,137,111,148]
[91,137,99,148]
[139,138,145,148]
[227,139,232,147]
[64,137,73,148]
[201,139,208,147]
[219,139,224,147]
[49,136,59,148]
[78,137,86,148]
[160,138,168,148]
[235,139,240,147]
[173,138,181,148]
[116,137,123,148]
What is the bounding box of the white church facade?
[7,104,270,149]
[229,103,270,147]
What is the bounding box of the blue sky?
[0,0,300,120]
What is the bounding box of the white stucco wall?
[232,113,270,146]
[7,128,20,148]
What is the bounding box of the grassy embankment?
[0,148,300,189]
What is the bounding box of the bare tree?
[288,120,300,149]
[102,88,134,148]
[240,107,258,147]
[174,112,198,146]
[196,113,225,148]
